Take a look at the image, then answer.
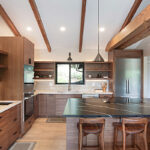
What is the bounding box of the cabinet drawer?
[55,94,81,99]
[24,115,34,133]
[0,138,8,150]
[8,125,20,146]
[100,94,113,98]
[0,111,9,122]
[0,135,8,150]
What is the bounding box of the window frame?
[55,62,85,85]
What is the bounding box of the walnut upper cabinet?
[24,38,34,66]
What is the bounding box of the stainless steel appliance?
[115,58,141,98]
[24,93,34,121]
[82,94,99,99]
[23,65,34,122]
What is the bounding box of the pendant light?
[94,0,104,62]
[67,52,72,61]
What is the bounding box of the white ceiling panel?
[0,16,13,36]
[36,0,81,50]
[0,0,46,49]
[0,0,150,51]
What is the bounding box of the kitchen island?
[63,97,150,150]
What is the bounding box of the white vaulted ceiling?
[0,0,150,51]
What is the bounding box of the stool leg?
[78,131,80,150]
[78,131,83,150]
[143,132,148,150]
[123,131,126,150]
[100,132,104,150]
[113,127,118,150]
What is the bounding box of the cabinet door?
[47,95,56,117]
[24,38,34,66]
[56,94,81,116]
[38,94,47,117]
[34,95,39,118]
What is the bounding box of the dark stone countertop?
[63,97,150,117]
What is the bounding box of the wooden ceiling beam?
[105,4,150,52]
[79,0,87,53]
[0,5,21,36]
[120,0,142,31]
[29,0,51,52]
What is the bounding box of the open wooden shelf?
[34,61,55,80]
[0,50,8,55]
[34,61,55,64]
[34,68,54,72]
[86,78,112,80]
[85,61,113,64]
[85,69,112,72]
[33,77,54,80]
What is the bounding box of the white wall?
[133,36,150,98]
[35,48,108,62]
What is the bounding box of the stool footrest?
[82,145,99,149]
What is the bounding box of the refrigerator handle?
[126,80,128,94]
[128,79,130,94]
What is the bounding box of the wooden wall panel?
[0,37,24,100]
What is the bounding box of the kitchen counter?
[34,90,113,95]
[64,97,150,150]
[0,101,21,113]
[64,97,150,117]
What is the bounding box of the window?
[56,62,84,84]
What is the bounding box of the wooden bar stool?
[78,118,105,150]
[113,118,148,150]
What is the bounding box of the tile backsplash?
[34,80,110,92]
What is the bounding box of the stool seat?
[78,123,102,134]
[113,122,144,134]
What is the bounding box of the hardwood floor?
[17,118,66,150]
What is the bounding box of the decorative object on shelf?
[94,0,104,62]
[103,76,108,79]
[49,74,52,78]
[97,73,102,78]
[101,82,107,92]
[67,52,72,61]
[35,75,39,79]
[88,74,92,78]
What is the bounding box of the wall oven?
[24,93,34,121]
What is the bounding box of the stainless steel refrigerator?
[115,58,141,98]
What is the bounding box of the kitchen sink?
[0,102,12,105]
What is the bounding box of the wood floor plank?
[17,118,66,150]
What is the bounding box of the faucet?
[68,78,71,91]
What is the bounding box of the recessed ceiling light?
[26,26,32,31]
[99,27,105,32]
[60,26,66,32]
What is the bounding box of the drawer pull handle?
[0,146,2,149]
[0,117,2,119]
[13,131,17,135]
[0,129,2,132]
[13,118,17,122]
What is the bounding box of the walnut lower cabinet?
[0,104,21,150]
[37,94,82,117]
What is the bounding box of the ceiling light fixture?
[99,27,105,32]
[94,0,104,62]
[26,26,32,31]
[60,26,66,32]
